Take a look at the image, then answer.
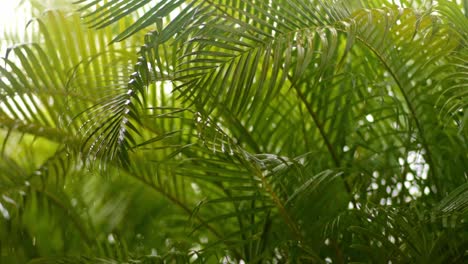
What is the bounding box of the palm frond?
[0,0,467,262]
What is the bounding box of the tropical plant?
[0,0,467,263]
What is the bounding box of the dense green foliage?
[0,0,467,263]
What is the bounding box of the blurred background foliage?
[0,0,467,263]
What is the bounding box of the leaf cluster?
[0,0,467,263]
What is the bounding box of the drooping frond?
[0,0,466,262]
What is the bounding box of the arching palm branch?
[0,0,467,263]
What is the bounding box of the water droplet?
[409,186,420,197]
[108,234,116,244]
[200,236,209,244]
[191,183,201,195]
[398,158,405,166]
[406,173,414,181]
[424,187,430,195]
[404,181,411,188]
[0,202,10,219]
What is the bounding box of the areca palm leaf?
[0,0,467,262]
[435,2,468,138]
[0,148,95,260]
[129,130,270,260]
[321,181,468,263]
[125,107,343,260]
[347,204,467,263]
[0,8,144,146]
[174,2,460,216]
[91,0,464,170]
[72,0,467,257]
[353,6,464,181]
[76,0,188,43]
[0,4,155,261]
